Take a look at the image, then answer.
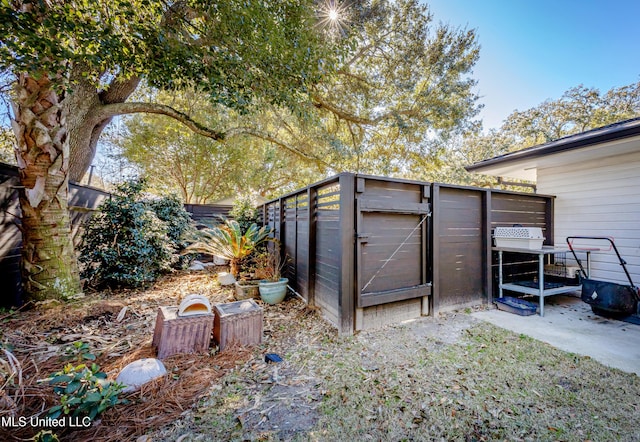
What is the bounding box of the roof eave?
[465,119,640,173]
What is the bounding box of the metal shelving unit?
[494,246,592,316]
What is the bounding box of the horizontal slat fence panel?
[260,174,555,332]
[433,186,484,311]
[489,192,553,296]
[314,180,342,324]
[184,204,232,227]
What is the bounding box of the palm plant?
[185,219,272,277]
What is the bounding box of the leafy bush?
[79,179,174,288]
[149,194,196,269]
[45,362,126,421]
[229,195,260,234]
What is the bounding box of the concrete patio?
[472,294,640,376]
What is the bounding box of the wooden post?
[277,197,284,242]
[545,197,555,246]
[483,190,493,304]
[292,195,298,282]
[338,173,356,334]
[421,184,431,316]
[307,186,317,306]
[431,184,440,314]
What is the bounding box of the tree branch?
[100,75,142,104]
[233,126,333,167]
[96,101,227,140]
[97,101,333,167]
[311,93,419,126]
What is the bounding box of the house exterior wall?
[536,149,640,286]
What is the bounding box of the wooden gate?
[355,178,432,308]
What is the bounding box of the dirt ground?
[1,269,244,441]
[0,268,481,441]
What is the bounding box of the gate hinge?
[356,233,369,243]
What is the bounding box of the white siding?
[537,150,640,286]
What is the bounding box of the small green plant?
[253,241,286,282]
[1,343,20,391]
[32,430,60,442]
[63,341,96,362]
[45,362,126,421]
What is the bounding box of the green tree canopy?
[109,0,482,198]
[309,0,481,176]
[0,0,340,300]
[112,87,328,201]
[433,81,640,188]
[0,0,335,180]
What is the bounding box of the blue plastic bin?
[494,296,538,316]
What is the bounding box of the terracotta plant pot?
[258,278,289,304]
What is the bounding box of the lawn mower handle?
[566,236,636,290]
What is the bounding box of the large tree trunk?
[12,74,80,301]
[66,75,141,182]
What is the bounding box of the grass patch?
[157,307,640,442]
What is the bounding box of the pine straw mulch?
[0,269,266,442]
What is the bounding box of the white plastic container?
[177,294,212,317]
[213,255,230,265]
[493,227,544,249]
[217,272,236,286]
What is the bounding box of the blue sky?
[425,0,640,130]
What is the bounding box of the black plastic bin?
[581,278,638,317]
[494,296,538,316]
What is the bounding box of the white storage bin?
[493,227,544,250]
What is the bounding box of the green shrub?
[229,195,260,234]
[149,194,196,269]
[79,179,173,288]
[45,361,126,421]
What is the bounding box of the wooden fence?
[0,163,112,306]
[184,204,232,227]
[260,173,554,333]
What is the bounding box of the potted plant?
[257,242,289,304]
